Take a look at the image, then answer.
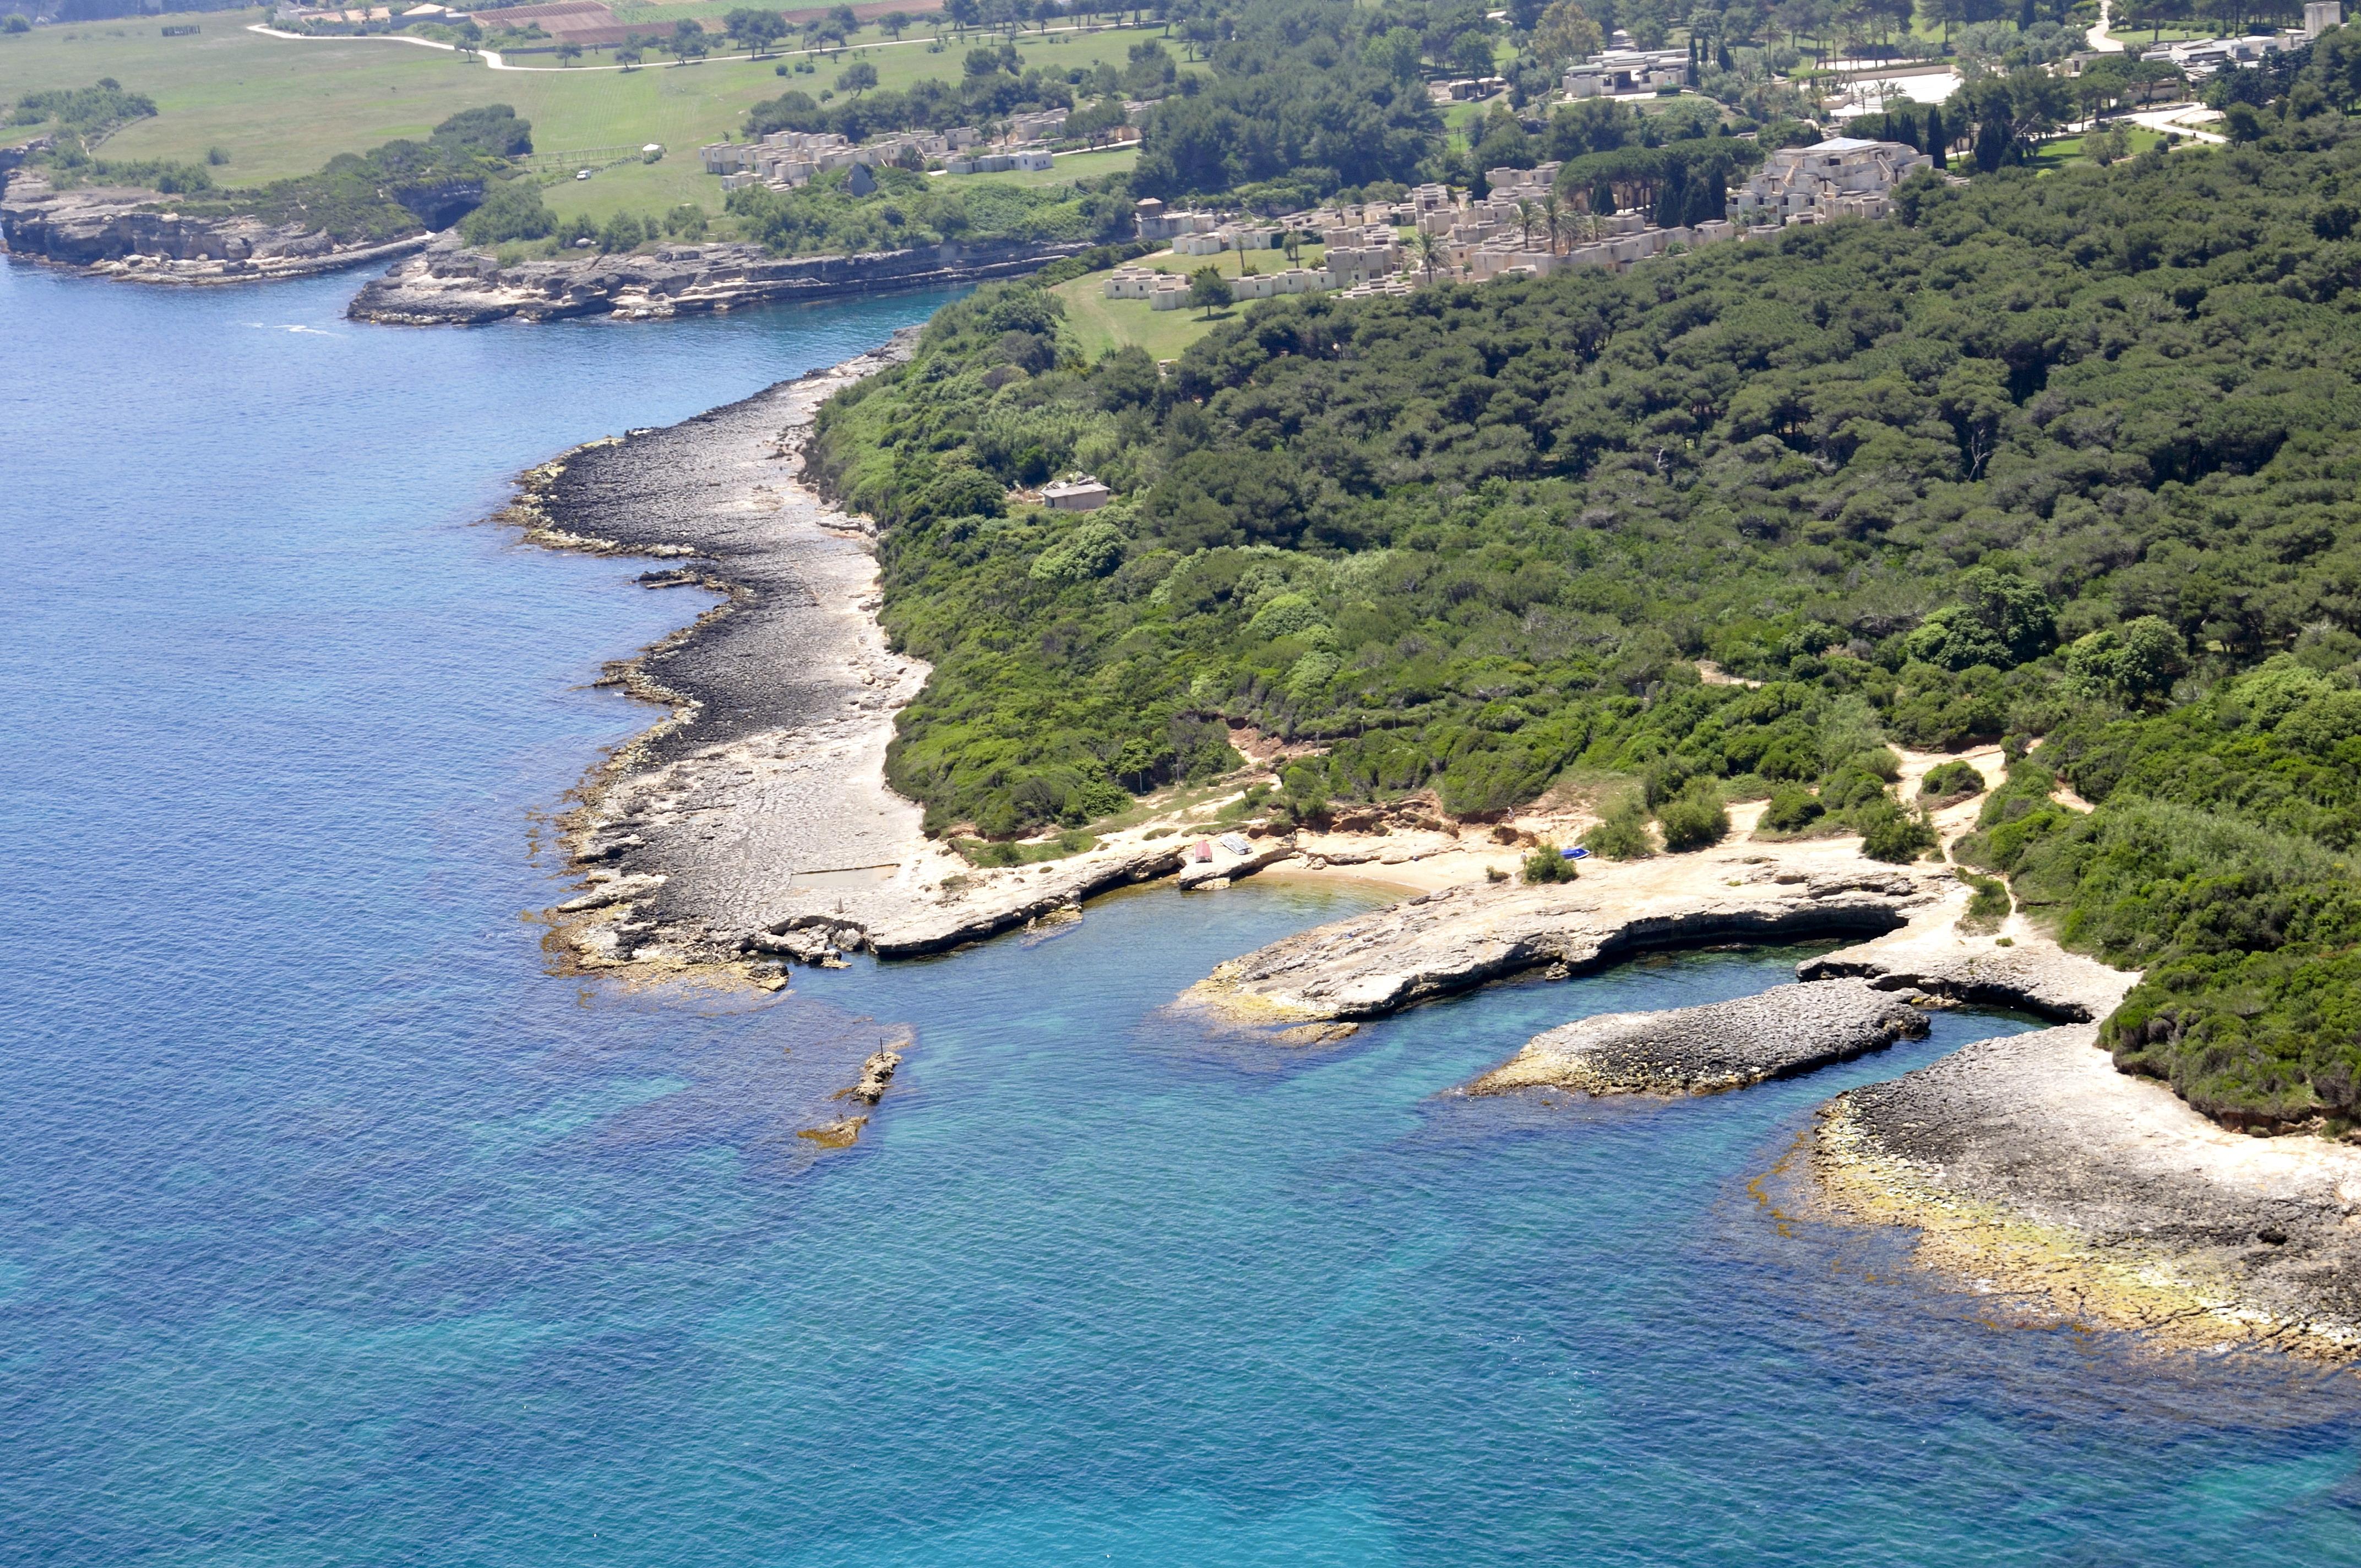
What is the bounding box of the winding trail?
[2086,0,2128,53]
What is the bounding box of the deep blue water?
[5,260,2360,1566]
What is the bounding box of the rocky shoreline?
[516,337,2360,1358]
[1,175,432,284]
[1185,840,2360,1358]
[523,336,1274,983]
[1813,1024,2361,1359]
[1179,839,1949,1024]
[352,234,1094,325]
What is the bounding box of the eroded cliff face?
[0,176,431,283]
[347,234,1095,324]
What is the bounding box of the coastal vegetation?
[809,94,2361,1132]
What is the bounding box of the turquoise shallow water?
[4,260,2361,1565]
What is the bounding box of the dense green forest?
[812,116,2361,1131]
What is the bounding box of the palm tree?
[1411,228,1446,285]
[1514,197,1535,251]
[1541,190,1562,254]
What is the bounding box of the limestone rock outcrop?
[350,233,1095,325]
[1,175,431,283]
[1471,978,1930,1096]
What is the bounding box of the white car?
[575,168,591,180]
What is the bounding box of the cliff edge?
[351,233,1095,325]
[1,174,431,284]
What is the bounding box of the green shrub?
[1918,759,1987,806]
[1760,785,1824,834]
[1957,868,2011,929]
[1523,844,1579,883]
[953,828,1096,867]
[1581,798,1654,859]
[459,180,553,246]
[1657,778,1729,853]
[1856,798,1936,863]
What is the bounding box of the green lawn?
[2027,124,2168,174]
[0,13,1174,200]
[1054,242,1326,361]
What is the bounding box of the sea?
[4,260,2359,1566]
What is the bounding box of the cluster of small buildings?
[1106,137,1932,310]
[701,127,984,192]
[2135,3,2341,78]
[946,148,1057,174]
[281,3,414,19]
[1427,77,1513,104]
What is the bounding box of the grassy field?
[0,12,1173,208]
[2027,124,2169,173]
[1053,242,1328,361]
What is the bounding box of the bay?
[3,261,2357,1566]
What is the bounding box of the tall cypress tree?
[1926,105,1947,171]
[1974,111,2009,172]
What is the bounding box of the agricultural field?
[0,10,1173,211]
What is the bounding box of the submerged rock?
[1471,978,1929,1096]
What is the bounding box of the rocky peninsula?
[1180,836,1948,1024]
[1815,1023,2361,1359]
[1470,978,1930,1097]
[0,174,431,283]
[352,234,1094,325]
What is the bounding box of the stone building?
[1731,137,1932,224]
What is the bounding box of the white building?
[1135,205,1222,241]
[1230,266,1333,299]
[1732,137,1931,224]
[1007,107,1069,144]
[1105,265,1157,299]
[2139,30,2307,77]
[1042,477,1112,511]
[1485,162,1563,199]
[1563,47,1689,97]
